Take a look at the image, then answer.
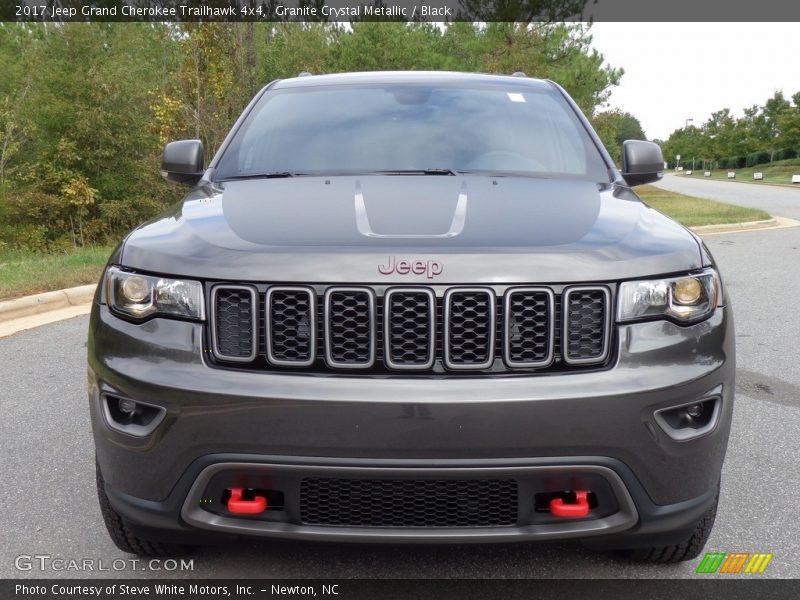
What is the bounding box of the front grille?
[210,283,613,373]
[444,288,495,369]
[384,288,435,369]
[504,288,554,367]
[211,286,256,361]
[324,288,375,368]
[563,287,611,364]
[266,287,315,366]
[299,477,518,528]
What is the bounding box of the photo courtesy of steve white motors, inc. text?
[14,583,341,597]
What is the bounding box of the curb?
[0,284,97,323]
[672,174,800,190]
[691,216,800,235]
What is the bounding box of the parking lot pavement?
[2,226,799,579]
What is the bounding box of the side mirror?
[621,140,663,186]
[161,140,204,185]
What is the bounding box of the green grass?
[0,245,113,301]
[637,185,771,227]
[679,158,800,186]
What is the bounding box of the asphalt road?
[3,193,800,579]
[655,173,800,220]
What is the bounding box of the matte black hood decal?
[219,176,604,248]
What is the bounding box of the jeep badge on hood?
[378,257,443,278]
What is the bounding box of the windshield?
[215,83,610,182]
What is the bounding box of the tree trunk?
[68,215,77,249]
[78,214,85,247]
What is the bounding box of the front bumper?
[88,302,734,544]
[102,454,718,548]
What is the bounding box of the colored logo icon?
[697,552,773,574]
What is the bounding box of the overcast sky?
[588,23,800,141]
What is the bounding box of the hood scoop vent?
[354,180,468,239]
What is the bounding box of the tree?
[260,22,341,80]
[152,23,261,155]
[0,25,33,186]
[737,105,771,155]
[776,92,800,154]
[661,125,708,169]
[469,22,622,114]
[330,22,446,71]
[1,23,180,249]
[703,109,737,161]
[592,110,646,164]
[661,89,800,168]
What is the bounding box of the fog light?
[103,395,166,437]
[686,403,704,418]
[118,397,137,415]
[653,395,721,441]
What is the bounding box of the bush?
[0,223,50,252]
[99,196,168,235]
[745,151,770,167]
[774,148,798,161]
[720,156,746,169]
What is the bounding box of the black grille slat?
[212,286,256,361]
[267,288,315,365]
[325,288,375,367]
[300,478,518,528]
[444,289,495,369]
[505,289,553,367]
[385,289,434,369]
[564,287,609,364]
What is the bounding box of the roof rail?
[511,71,527,78]
[297,71,312,77]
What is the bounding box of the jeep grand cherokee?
[88,72,733,562]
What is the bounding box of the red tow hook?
[550,490,590,518]
[226,487,268,515]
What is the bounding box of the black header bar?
[4,0,800,22]
[3,578,799,600]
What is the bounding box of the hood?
[120,176,702,283]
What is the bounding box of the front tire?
[96,461,191,557]
[620,486,719,563]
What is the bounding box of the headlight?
[617,268,720,324]
[106,266,204,321]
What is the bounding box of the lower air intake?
[300,477,519,528]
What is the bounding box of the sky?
[588,23,800,141]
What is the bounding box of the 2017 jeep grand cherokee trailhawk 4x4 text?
[88,72,733,562]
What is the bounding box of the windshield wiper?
[218,169,460,181]
[216,171,296,181]
[373,169,457,176]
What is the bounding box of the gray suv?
[88,72,733,562]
